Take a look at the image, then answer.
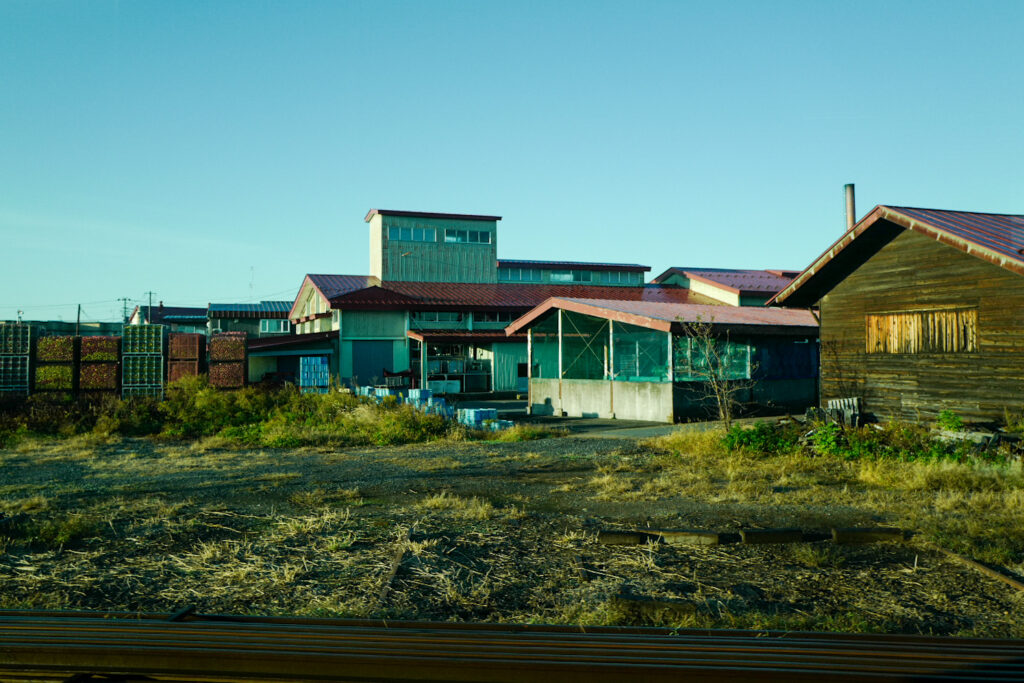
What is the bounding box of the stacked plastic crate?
[78,336,121,399]
[122,325,165,399]
[167,333,204,383]
[299,355,330,394]
[34,335,76,400]
[209,332,246,389]
[0,323,32,399]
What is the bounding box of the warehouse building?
[271,208,817,404]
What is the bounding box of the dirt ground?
[1,433,1022,637]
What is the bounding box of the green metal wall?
[493,342,527,392]
[374,214,499,284]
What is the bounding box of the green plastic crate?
[122,324,166,355]
[0,324,32,355]
[122,385,163,400]
[122,355,163,386]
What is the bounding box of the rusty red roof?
[329,282,720,312]
[364,209,502,222]
[771,205,1024,308]
[498,259,650,273]
[651,267,797,295]
[505,298,819,336]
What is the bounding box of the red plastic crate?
[80,336,120,362]
[209,333,247,362]
[209,361,245,388]
[168,333,205,360]
[168,360,201,383]
[79,362,119,390]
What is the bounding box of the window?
[498,268,541,282]
[600,271,639,285]
[411,311,464,323]
[865,309,977,354]
[388,226,436,242]
[260,319,291,334]
[444,229,491,244]
[475,311,514,323]
[550,270,591,283]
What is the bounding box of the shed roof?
[406,330,526,344]
[497,259,650,273]
[364,209,502,222]
[770,205,1024,308]
[247,330,338,351]
[651,267,798,296]
[208,301,293,319]
[505,298,819,336]
[328,282,720,312]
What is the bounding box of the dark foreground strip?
[1,611,1023,682]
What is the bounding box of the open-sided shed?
[505,298,819,423]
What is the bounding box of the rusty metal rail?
[1,610,1023,682]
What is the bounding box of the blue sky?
[2,1,1022,322]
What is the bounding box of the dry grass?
[1,432,1023,636]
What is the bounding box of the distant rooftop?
[208,301,293,319]
[498,259,650,273]
[364,209,502,222]
[651,267,798,296]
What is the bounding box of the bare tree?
[675,316,757,431]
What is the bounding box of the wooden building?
[771,205,1024,423]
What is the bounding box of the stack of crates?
[0,323,32,398]
[78,336,121,399]
[167,333,205,383]
[122,325,165,399]
[299,355,330,394]
[34,335,76,401]
[208,332,247,389]
[457,408,499,427]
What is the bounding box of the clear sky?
[2,1,1022,323]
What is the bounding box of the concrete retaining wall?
[529,378,674,423]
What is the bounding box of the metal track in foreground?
[1,611,1023,682]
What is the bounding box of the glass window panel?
[550,270,572,282]
[400,227,412,240]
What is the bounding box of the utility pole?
[117,297,131,323]
[144,291,155,324]
[76,304,81,337]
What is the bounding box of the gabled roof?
[208,301,292,319]
[329,282,720,312]
[651,267,798,296]
[289,274,378,320]
[504,298,819,336]
[497,259,650,273]
[364,209,502,222]
[771,205,1024,308]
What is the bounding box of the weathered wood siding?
[820,228,1024,422]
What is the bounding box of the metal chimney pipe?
[844,183,856,232]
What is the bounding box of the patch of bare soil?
[0,435,1021,636]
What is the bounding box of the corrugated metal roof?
[364,209,502,222]
[133,306,207,324]
[888,206,1024,264]
[247,330,338,351]
[406,330,526,343]
[306,274,378,298]
[497,259,650,273]
[505,298,819,335]
[329,282,720,311]
[651,267,797,295]
[771,205,1024,307]
[208,301,293,319]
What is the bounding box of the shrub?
[937,409,965,432]
[723,421,802,455]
